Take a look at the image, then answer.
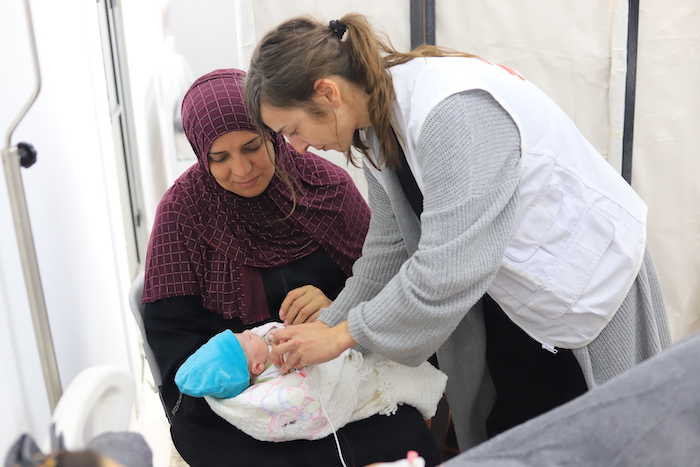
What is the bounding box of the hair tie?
[329,19,347,40]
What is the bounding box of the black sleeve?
[143,295,235,410]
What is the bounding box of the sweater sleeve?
[345,90,522,366]
[319,162,410,328]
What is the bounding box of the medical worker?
[245,14,672,449]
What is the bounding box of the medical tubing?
[306,372,348,467]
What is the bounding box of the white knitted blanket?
[204,349,447,442]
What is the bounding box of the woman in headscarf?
[141,69,440,467]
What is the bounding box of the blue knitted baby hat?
[175,329,249,399]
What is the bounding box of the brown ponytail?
[246,14,476,170]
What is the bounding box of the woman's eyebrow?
[242,135,262,147]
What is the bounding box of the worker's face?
[207,130,276,197]
[259,104,355,155]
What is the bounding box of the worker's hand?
[268,321,355,373]
[279,285,332,325]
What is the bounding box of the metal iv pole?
[2,0,62,411]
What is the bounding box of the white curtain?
[633,2,700,340]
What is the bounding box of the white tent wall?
[435,1,621,167]
[166,0,241,80]
[634,3,700,340]
[249,1,411,60]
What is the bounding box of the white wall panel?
[634,2,700,340]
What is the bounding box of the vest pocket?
[504,185,562,263]
[526,209,614,318]
[499,184,615,320]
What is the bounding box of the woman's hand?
[268,321,356,374]
[279,285,332,325]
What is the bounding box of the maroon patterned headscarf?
[142,69,370,324]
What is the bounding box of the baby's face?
[236,330,269,371]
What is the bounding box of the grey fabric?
[572,246,672,388]
[444,330,700,467]
[436,301,496,449]
[87,432,153,467]
[320,89,671,452]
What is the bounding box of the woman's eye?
[209,154,228,163]
[243,144,262,153]
[289,131,298,137]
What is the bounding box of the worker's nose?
[288,135,310,154]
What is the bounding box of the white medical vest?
[366,57,647,349]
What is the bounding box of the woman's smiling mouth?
[236,176,259,188]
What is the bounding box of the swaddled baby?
[175,322,447,442]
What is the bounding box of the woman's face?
[259,103,355,154]
[207,130,275,197]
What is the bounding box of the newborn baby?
[174,322,447,442]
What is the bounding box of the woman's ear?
[313,78,342,109]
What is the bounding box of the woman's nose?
[288,135,310,154]
[228,155,252,177]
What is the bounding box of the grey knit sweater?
[320,90,671,450]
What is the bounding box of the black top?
[144,248,440,467]
[482,294,588,437]
[394,133,424,218]
[259,247,347,314]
